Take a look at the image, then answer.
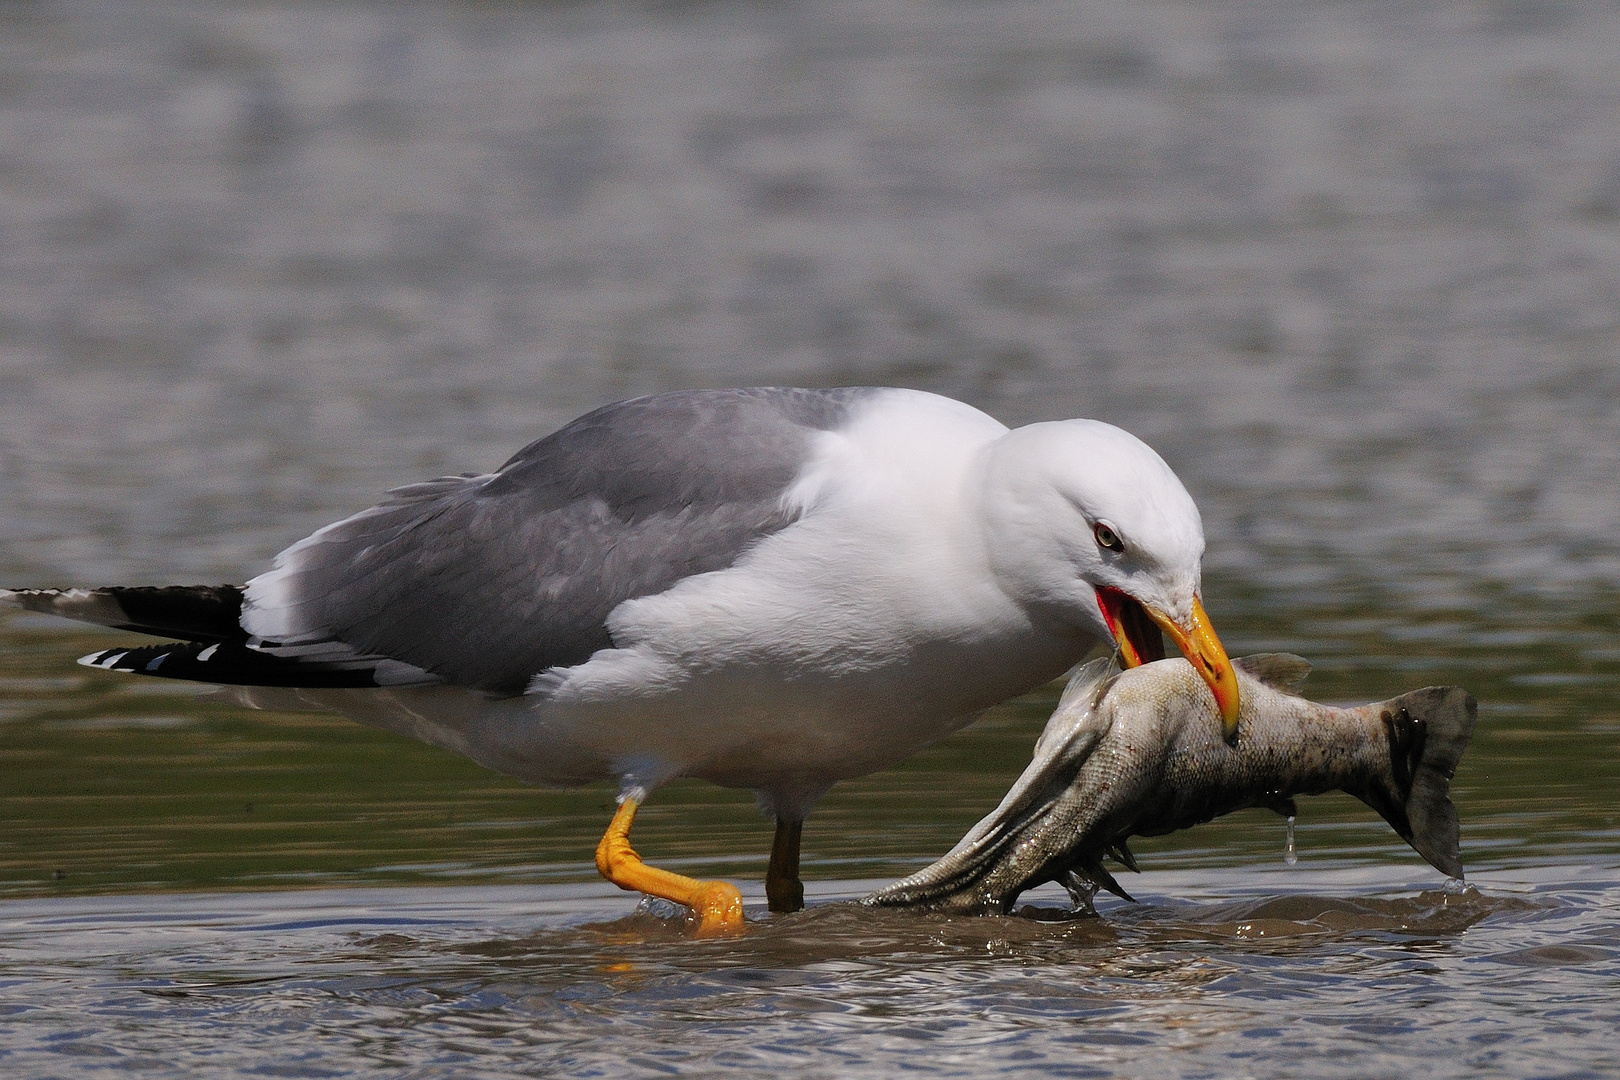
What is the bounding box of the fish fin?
[1355,686,1477,879]
[1261,795,1299,819]
[1074,855,1136,903]
[1107,841,1140,873]
[1036,656,1121,758]
[1233,653,1312,693]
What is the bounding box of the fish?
[864,654,1477,915]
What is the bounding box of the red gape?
[1094,585,1167,667]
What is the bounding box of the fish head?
[870,657,1280,914]
[867,656,1181,913]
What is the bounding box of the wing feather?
[243,388,876,693]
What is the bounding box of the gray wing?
[242,387,878,694]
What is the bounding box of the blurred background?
[2,0,1617,597]
[0,0,1616,892]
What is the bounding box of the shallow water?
[3,0,1620,1076]
[0,871,1615,1078]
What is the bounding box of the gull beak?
[1096,588,1241,740]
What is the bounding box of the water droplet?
[1284,815,1298,866]
[634,895,682,920]
[1063,871,1099,916]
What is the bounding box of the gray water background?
[0,1,1618,1077]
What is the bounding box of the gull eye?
[1093,521,1124,554]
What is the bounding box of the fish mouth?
[1096,587,1240,738]
[866,654,1130,914]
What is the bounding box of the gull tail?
[2,585,436,689]
[1354,686,1478,880]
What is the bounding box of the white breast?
[493,389,1087,808]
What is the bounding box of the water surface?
[0,870,1615,1078]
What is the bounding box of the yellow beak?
[1141,595,1240,740]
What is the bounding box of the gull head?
[980,419,1239,734]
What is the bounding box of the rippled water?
[1,872,1616,1078]
[2,0,1620,1076]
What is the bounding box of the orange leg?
[594,798,745,936]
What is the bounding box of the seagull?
[2,387,1237,933]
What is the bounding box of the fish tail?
[1356,686,1478,879]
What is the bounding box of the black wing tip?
[6,584,247,644]
[78,641,382,689]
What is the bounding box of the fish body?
[866,654,1476,915]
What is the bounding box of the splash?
[1284,815,1298,866]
